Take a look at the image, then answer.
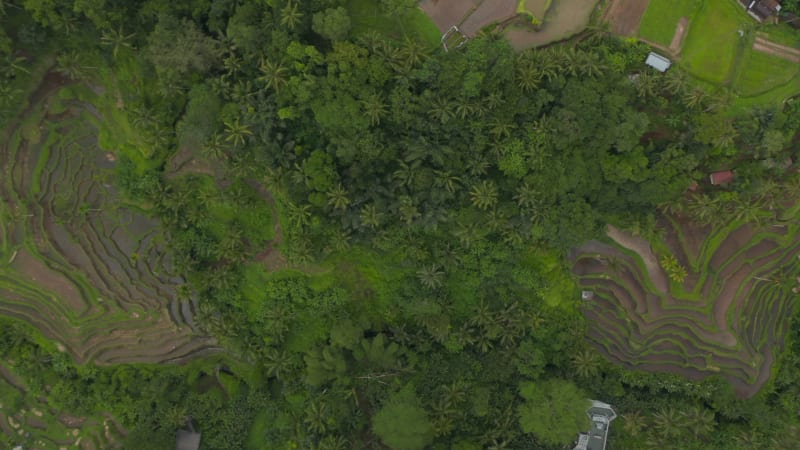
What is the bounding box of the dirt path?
[669,17,690,53]
[606,225,669,294]
[248,180,287,271]
[752,36,800,63]
[602,0,649,36]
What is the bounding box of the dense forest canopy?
[1,0,800,449]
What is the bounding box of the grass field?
[348,0,441,47]
[680,0,748,84]
[638,0,700,46]
[733,47,800,97]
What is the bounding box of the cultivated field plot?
[0,364,121,449]
[505,0,599,49]
[637,0,699,46]
[634,0,800,106]
[0,73,220,365]
[679,0,747,84]
[571,216,800,398]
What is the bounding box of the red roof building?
[709,170,734,185]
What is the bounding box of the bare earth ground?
[670,17,690,53]
[505,0,600,49]
[420,0,480,34]
[752,36,800,63]
[602,0,649,36]
[459,0,518,36]
[606,225,669,294]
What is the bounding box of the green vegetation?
[0,0,800,449]
[638,0,700,46]
[733,47,800,97]
[347,0,440,46]
[680,0,748,84]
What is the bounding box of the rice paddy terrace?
[0,72,220,365]
[571,213,800,398]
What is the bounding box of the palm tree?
[514,182,539,210]
[305,400,329,434]
[101,26,136,59]
[680,406,715,439]
[687,194,723,226]
[398,196,421,226]
[516,62,541,93]
[635,72,658,99]
[280,1,304,31]
[470,180,498,210]
[361,93,387,125]
[577,51,606,78]
[663,70,688,96]
[286,201,312,228]
[622,411,646,437]
[433,169,460,194]
[0,54,29,78]
[263,348,295,379]
[223,118,252,148]
[732,199,766,226]
[652,407,684,439]
[393,160,420,189]
[735,430,763,449]
[572,349,601,378]
[417,264,444,290]
[325,184,350,210]
[398,37,429,69]
[359,204,383,229]
[683,88,706,110]
[428,96,454,124]
[55,51,88,80]
[318,435,349,450]
[454,222,482,249]
[202,132,228,161]
[258,58,289,93]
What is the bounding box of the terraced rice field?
[0,72,220,365]
[571,215,800,398]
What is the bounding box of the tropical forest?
[1,0,800,449]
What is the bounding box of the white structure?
[645,52,672,72]
[574,400,617,450]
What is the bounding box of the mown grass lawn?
[347,0,441,47]
[679,0,748,84]
[733,47,800,97]
[638,0,700,47]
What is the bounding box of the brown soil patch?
[10,249,88,314]
[602,0,649,36]
[607,225,669,294]
[459,0,518,36]
[752,36,800,63]
[165,147,218,180]
[505,0,599,50]
[420,0,480,34]
[669,17,690,53]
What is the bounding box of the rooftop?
[709,170,734,185]
[645,52,671,72]
[176,430,201,450]
[574,400,617,450]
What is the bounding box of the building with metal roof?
[645,52,672,72]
